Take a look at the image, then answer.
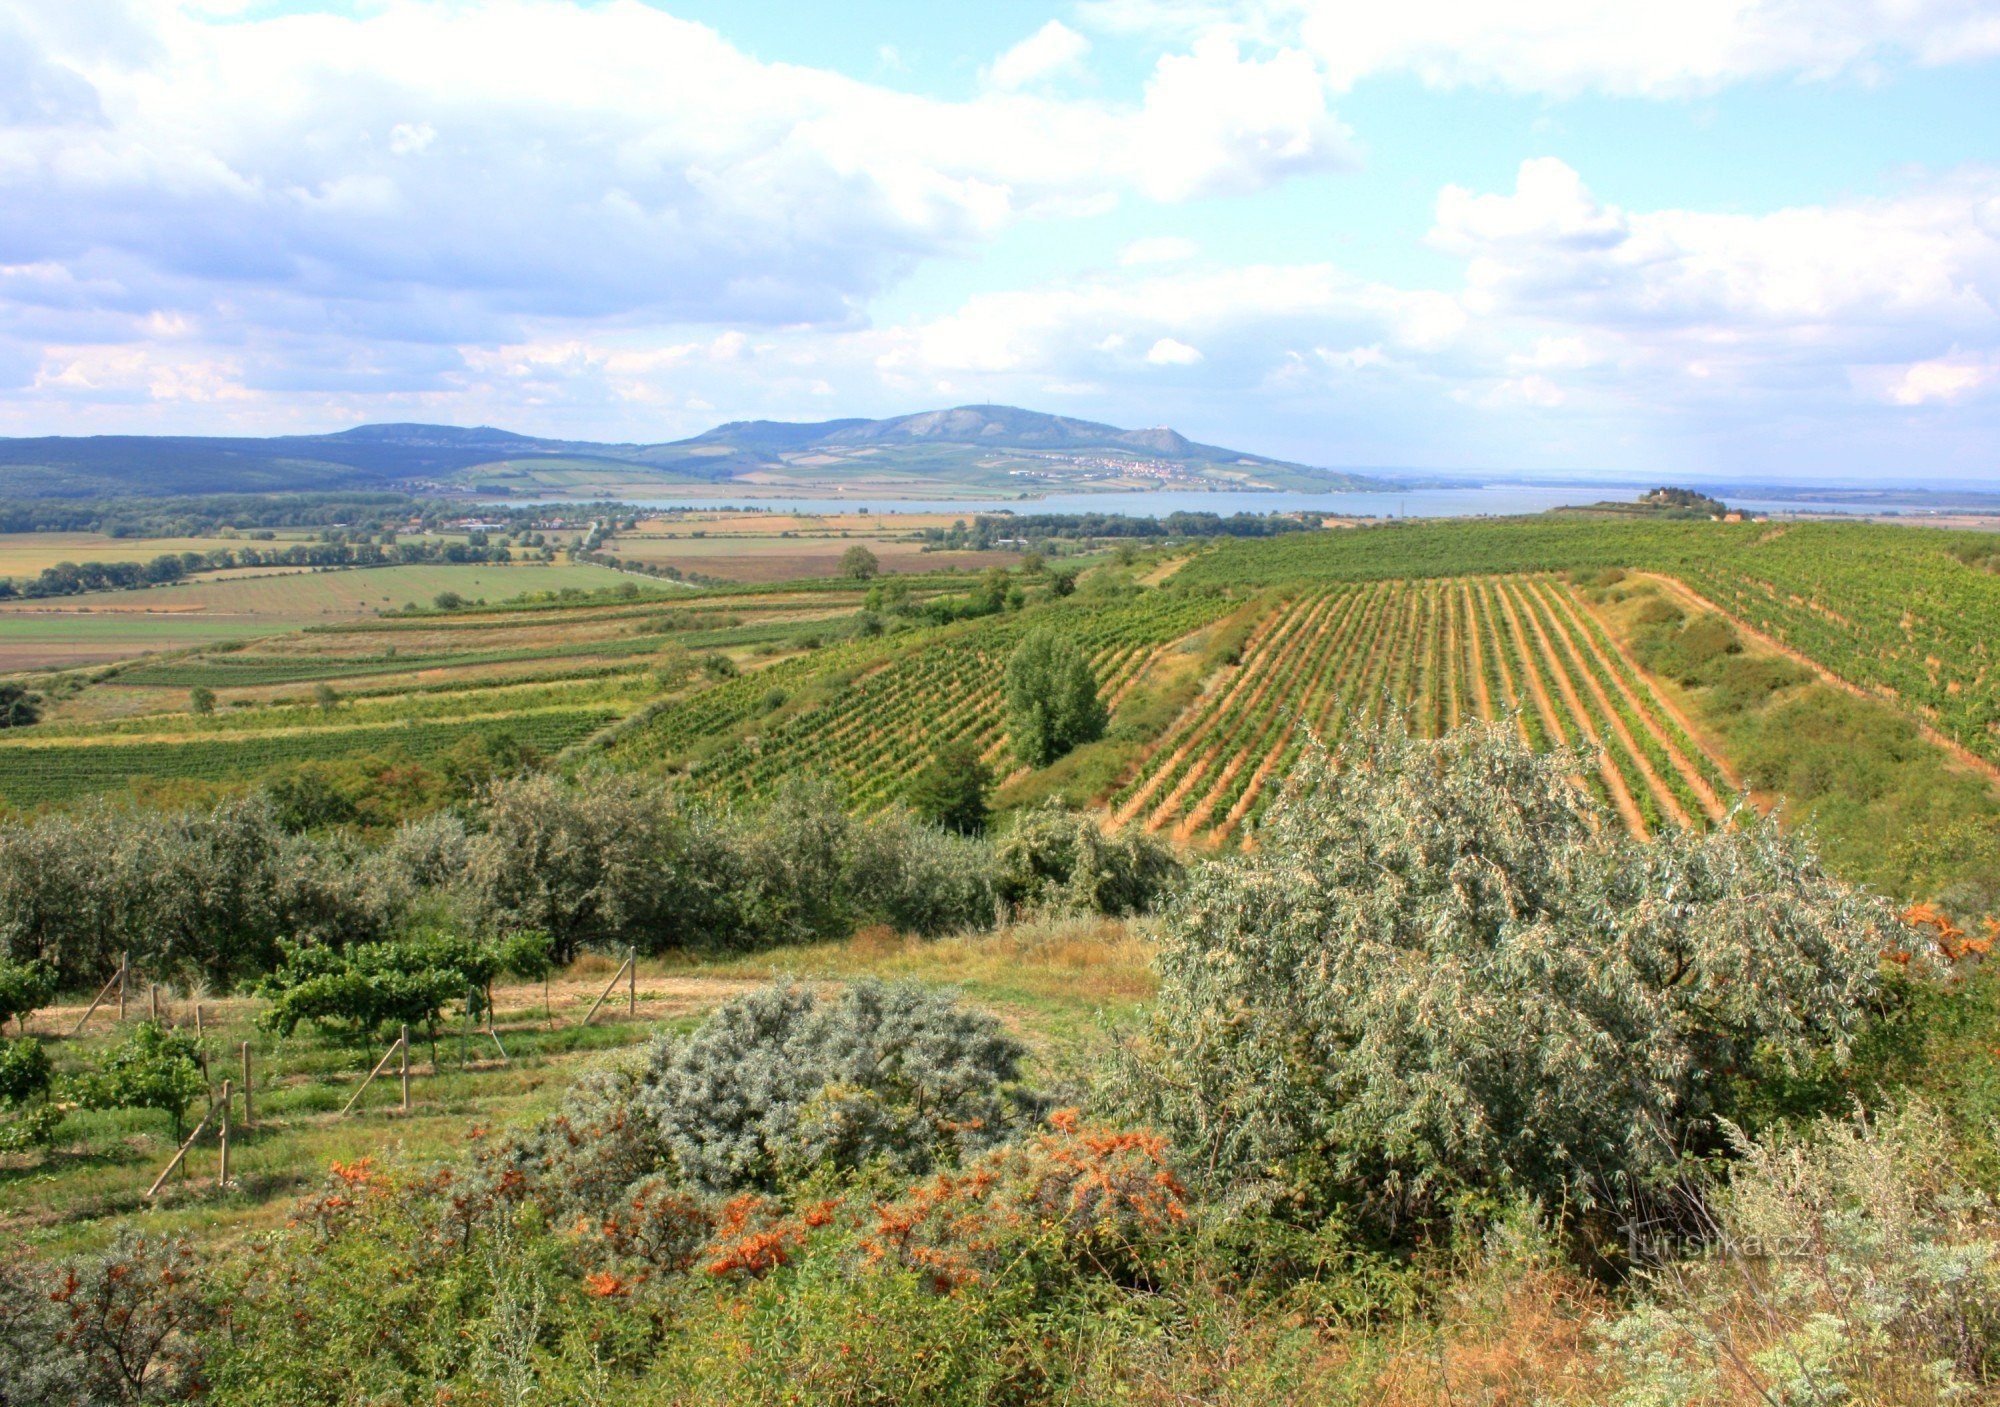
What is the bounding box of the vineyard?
[611,588,1237,807]
[1181,517,2000,769]
[1104,575,1736,844]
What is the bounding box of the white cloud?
[1119,236,1199,265]
[989,20,1091,89]
[0,0,1353,424]
[1873,354,1993,405]
[1146,336,1204,364]
[1085,0,2000,97]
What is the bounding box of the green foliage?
[1003,628,1107,767]
[73,1022,209,1140]
[0,956,55,1027]
[640,979,1030,1193]
[701,652,739,680]
[255,932,498,1041]
[0,682,40,729]
[0,1034,52,1106]
[458,771,732,963]
[187,686,216,716]
[1133,721,1890,1231]
[994,799,1179,916]
[0,1231,213,1405]
[838,545,880,580]
[905,742,993,836]
[1603,1101,2000,1405]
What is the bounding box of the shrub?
[1131,721,1890,1231]
[73,1022,209,1141]
[838,545,880,580]
[1003,630,1107,767]
[256,931,497,1044]
[994,800,1180,917]
[0,682,40,729]
[0,957,55,1029]
[640,979,1030,1193]
[0,1231,213,1405]
[1602,1100,2000,1405]
[459,771,737,962]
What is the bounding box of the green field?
[0,560,650,669]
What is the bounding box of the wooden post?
[338,1033,406,1116]
[194,1004,203,1039]
[149,984,158,1023]
[580,952,634,1026]
[628,946,637,1016]
[117,954,128,1021]
[217,1080,231,1189]
[67,960,130,1038]
[240,1041,253,1128]
[399,1025,410,1112]
[144,1105,215,1199]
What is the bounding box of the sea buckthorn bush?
[1132,719,1893,1231]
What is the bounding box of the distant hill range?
[0,406,1387,499]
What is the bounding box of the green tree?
[0,683,40,729]
[838,545,880,580]
[1002,629,1107,767]
[312,683,339,712]
[188,686,216,716]
[905,743,994,836]
[701,652,739,680]
[1130,721,1890,1233]
[433,590,465,610]
[75,1022,208,1141]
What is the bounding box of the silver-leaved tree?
[1131,719,1893,1230]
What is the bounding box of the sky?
[1,0,1998,481]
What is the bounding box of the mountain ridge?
[0,405,1387,498]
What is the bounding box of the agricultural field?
[0,560,646,669]
[607,512,1017,582]
[0,531,318,579]
[1106,576,1734,845]
[0,512,1993,908]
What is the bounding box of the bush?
[73,1022,209,1141]
[256,931,498,1044]
[0,957,55,1028]
[1131,721,1890,1232]
[1602,1100,2000,1405]
[1003,630,1107,767]
[994,800,1180,917]
[640,979,1031,1193]
[0,1231,213,1405]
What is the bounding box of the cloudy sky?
[2,0,1998,480]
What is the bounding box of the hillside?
[0,407,1384,499]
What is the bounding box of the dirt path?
[1637,571,2000,790]
[1176,591,1352,840]
[1472,580,1531,742]
[1184,587,1376,839]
